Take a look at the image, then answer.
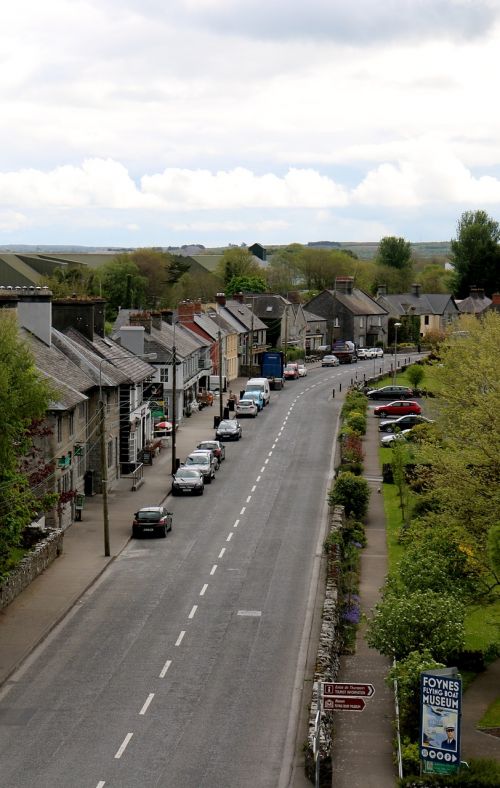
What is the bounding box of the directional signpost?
[323,682,375,698]
[324,696,366,711]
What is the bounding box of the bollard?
[350,378,353,385]
[339,382,342,391]
[332,388,335,398]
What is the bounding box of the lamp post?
[393,322,402,384]
[98,352,156,557]
[171,339,178,477]
[218,329,224,422]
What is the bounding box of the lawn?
[478,697,500,730]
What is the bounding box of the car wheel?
[159,525,167,538]
[379,411,387,418]
[132,527,141,538]
[206,475,212,484]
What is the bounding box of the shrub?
[345,410,367,435]
[407,364,425,390]
[328,472,370,519]
[399,758,500,786]
[389,650,445,739]
[367,589,465,661]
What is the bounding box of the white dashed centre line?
[211,564,218,574]
[264,459,269,464]
[234,519,240,527]
[240,506,246,514]
[246,495,251,503]
[251,485,256,492]
[188,605,198,619]
[226,532,233,542]
[256,475,261,482]
[260,466,266,473]
[96,782,106,788]
[139,693,154,715]
[115,733,133,759]
[272,443,276,449]
[268,451,272,457]
[200,584,208,596]
[159,659,172,678]
[175,631,185,647]
[218,547,226,558]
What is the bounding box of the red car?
[284,363,299,380]
[373,400,422,418]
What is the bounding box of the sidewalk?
[0,383,246,688]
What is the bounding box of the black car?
[132,506,173,538]
[215,419,242,441]
[171,467,204,496]
[379,415,434,433]
[367,385,414,400]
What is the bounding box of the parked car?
[196,439,226,462]
[242,390,264,411]
[317,345,330,353]
[216,419,242,441]
[132,506,173,538]
[366,385,414,400]
[373,347,384,357]
[321,354,340,367]
[380,429,413,447]
[373,400,422,418]
[171,467,204,496]
[183,452,216,483]
[379,415,434,432]
[297,363,307,377]
[284,363,299,380]
[235,398,258,418]
[191,447,220,472]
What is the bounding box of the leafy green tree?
[406,364,425,390]
[0,314,57,569]
[218,248,262,287]
[388,650,445,739]
[377,236,413,271]
[450,210,500,297]
[367,590,465,660]
[226,275,266,297]
[328,472,370,519]
[417,263,453,294]
[96,257,148,318]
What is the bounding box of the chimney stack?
[491,293,500,305]
[177,300,201,323]
[233,292,245,304]
[129,311,152,333]
[335,276,354,295]
[376,284,387,297]
[215,293,227,307]
[411,283,421,297]
[52,296,106,341]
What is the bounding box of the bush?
[328,472,370,519]
[345,410,367,435]
[389,650,445,739]
[407,364,425,389]
[399,758,500,786]
[342,390,368,415]
[367,589,465,661]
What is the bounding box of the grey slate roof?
[456,294,492,314]
[219,300,267,332]
[59,328,155,385]
[333,289,388,316]
[250,293,290,320]
[378,293,458,317]
[302,308,326,323]
[21,328,91,410]
[112,309,208,360]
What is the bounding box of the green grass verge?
[465,602,500,654]
[478,697,500,729]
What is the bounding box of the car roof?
[137,506,163,512]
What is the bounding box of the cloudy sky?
[1,0,500,248]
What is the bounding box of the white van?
[245,377,271,406]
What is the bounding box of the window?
[68,410,74,437]
[57,416,62,443]
[424,315,430,325]
[334,317,340,328]
[160,367,169,383]
[359,317,364,328]
[107,440,113,468]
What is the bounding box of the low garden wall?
[0,528,64,611]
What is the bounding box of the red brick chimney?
[130,311,152,333]
[492,293,500,305]
[233,292,245,304]
[215,293,226,307]
[177,300,201,323]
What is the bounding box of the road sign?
[323,697,366,712]
[322,682,375,698]
[419,670,462,772]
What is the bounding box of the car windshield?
[218,420,234,429]
[199,442,216,450]
[186,455,209,466]
[177,469,200,478]
[136,510,161,521]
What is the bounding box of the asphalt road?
[0,356,407,788]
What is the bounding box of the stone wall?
[305,505,345,779]
[0,529,64,611]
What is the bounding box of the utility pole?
[171,341,178,476]
[99,397,111,557]
[284,304,289,365]
[218,329,223,422]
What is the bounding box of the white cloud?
[0,211,29,232]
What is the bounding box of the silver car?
[183,452,216,484]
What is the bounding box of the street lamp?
[98,352,156,557]
[393,322,402,384]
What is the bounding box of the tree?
[226,275,266,297]
[0,313,57,569]
[217,248,262,287]
[406,364,425,390]
[328,472,370,519]
[416,263,453,294]
[450,210,500,297]
[377,236,413,271]
[96,257,148,318]
[367,590,465,660]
